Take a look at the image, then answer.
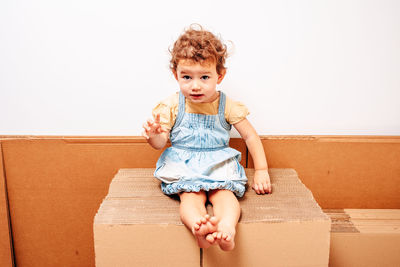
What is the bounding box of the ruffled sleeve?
[151,93,179,130]
[225,98,250,125]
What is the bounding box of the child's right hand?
[142,113,168,139]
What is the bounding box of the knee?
[208,189,239,206]
[179,191,207,205]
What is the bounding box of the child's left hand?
[252,169,272,194]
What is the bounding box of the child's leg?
[208,189,241,251]
[179,191,218,248]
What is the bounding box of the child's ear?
[217,69,226,84]
[173,70,178,81]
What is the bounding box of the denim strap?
[218,91,232,130]
[172,91,186,130]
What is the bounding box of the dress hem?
[161,180,246,198]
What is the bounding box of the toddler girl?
[142,25,271,251]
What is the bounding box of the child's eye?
[201,75,210,80]
[182,75,191,80]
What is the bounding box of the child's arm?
[142,114,170,150]
[234,118,272,194]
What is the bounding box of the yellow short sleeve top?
[152,92,249,130]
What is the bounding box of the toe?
[206,234,215,243]
[225,234,231,241]
[209,216,218,225]
[217,232,222,239]
[194,221,201,230]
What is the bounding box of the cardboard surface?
[2,137,245,267]
[94,168,331,267]
[0,142,13,267]
[94,225,199,267]
[330,233,400,267]
[204,221,330,267]
[325,209,400,267]
[252,136,400,209]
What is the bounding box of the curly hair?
[169,24,228,75]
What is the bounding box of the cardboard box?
[203,169,331,267]
[326,209,400,267]
[94,168,199,267]
[94,168,331,267]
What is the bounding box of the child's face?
[173,59,226,103]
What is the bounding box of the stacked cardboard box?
[94,168,331,267]
[93,169,199,267]
[326,209,400,267]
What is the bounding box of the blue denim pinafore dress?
[154,91,248,197]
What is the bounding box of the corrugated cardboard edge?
[94,168,331,225]
[325,209,400,234]
[324,209,359,233]
[238,168,330,224]
[260,135,400,143]
[0,142,14,267]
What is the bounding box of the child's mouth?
[190,94,204,99]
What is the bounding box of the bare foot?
[192,215,219,248]
[193,215,216,235]
[211,223,236,251]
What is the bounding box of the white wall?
[1,0,399,136]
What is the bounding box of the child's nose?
[192,80,201,90]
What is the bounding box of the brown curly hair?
[169,24,228,75]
